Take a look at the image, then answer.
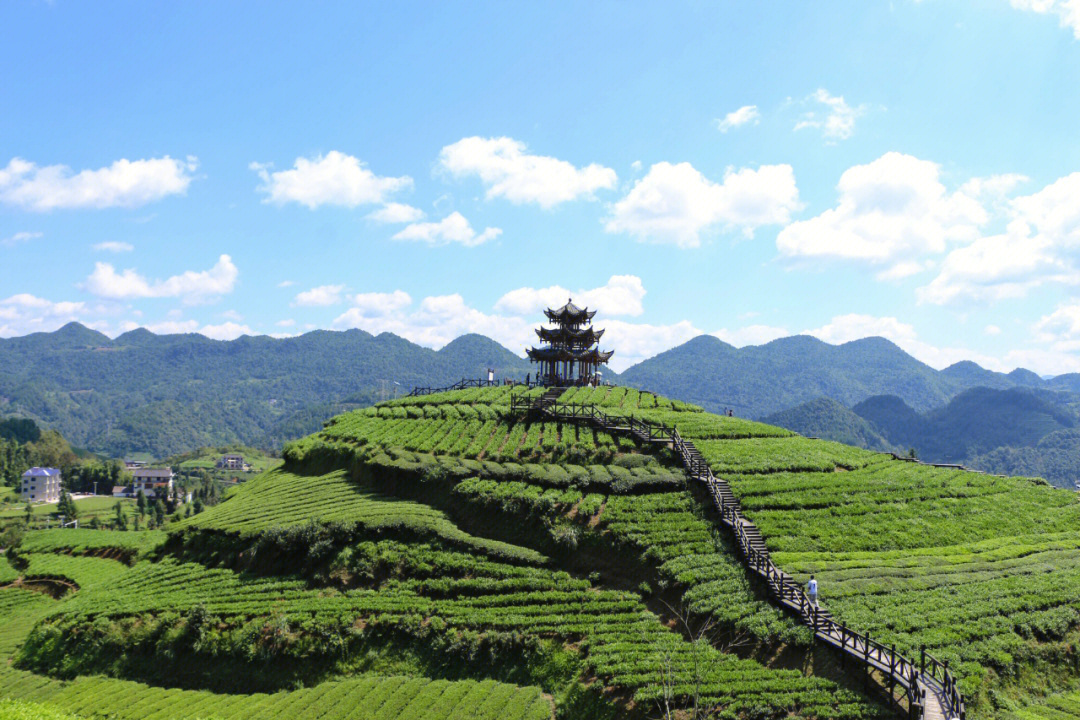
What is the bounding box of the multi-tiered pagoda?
[527,300,613,386]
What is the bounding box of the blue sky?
[3,1,1080,373]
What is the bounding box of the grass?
[0,497,137,521]
[176,468,545,565]
[10,384,1074,718]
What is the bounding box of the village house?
[131,467,174,499]
[216,453,251,471]
[21,467,62,504]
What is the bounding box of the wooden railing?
[406,378,500,397]
[511,393,965,720]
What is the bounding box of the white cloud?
[0,294,87,337]
[959,173,1029,202]
[293,284,345,307]
[1001,347,1080,376]
[251,151,412,209]
[332,280,698,371]
[918,173,1080,304]
[349,290,413,317]
[985,324,1002,336]
[1,231,42,247]
[716,105,760,133]
[494,276,647,317]
[277,280,296,288]
[713,324,789,347]
[602,319,702,369]
[1010,0,1080,39]
[777,152,986,265]
[334,292,534,354]
[1033,304,1080,349]
[84,254,238,304]
[366,202,425,224]
[393,212,501,247]
[276,319,296,327]
[200,321,255,340]
[438,136,617,208]
[93,241,134,253]
[605,161,801,247]
[916,224,1070,304]
[875,260,932,281]
[0,156,197,211]
[139,319,200,334]
[221,309,244,321]
[794,88,865,140]
[631,160,643,171]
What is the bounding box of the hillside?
[0,324,533,457]
[761,397,895,451]
[761,388,1080,487]
[617,335,1080,420]
[4,324,1078,460]
[1,385,1078,719]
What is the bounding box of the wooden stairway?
[518,396,966,720]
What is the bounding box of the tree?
[24,502,33,526]
[114,501,128,531]
[153,499,166,527]
[57,490,78,522]
[648,601,751,720]
[136,489,147,517]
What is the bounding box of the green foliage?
[0,323,535,457]
[176,468,546,565]
[763,396,895,450]
[0,698,85,720]
[18,528,165,558]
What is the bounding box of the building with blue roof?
[21,467,62,504]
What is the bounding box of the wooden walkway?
[513,392,965,720]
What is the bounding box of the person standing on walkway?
[808,575,818,606]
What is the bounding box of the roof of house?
[133,467,173,478]
[111,485,128,494]
[22,467,61,478]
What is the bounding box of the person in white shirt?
[808,575,818,606]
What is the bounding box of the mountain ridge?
[0,322,1067,458]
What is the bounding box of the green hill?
[1,385,1078,719]
[761,397,896,451]
[620,335,966,418]
[849,388,1080,480]
[5,323,1080,462]
[0,323,533,458]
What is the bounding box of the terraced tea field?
[3,384,1078,719]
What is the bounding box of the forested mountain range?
[4,322,1080,477]
[0,323,532,457]
[763,388,1080,487]
[618,333,1080,417]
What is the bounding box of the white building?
[21,467,62,504]
[132,467,175,500]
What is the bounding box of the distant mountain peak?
[49,322,111,346]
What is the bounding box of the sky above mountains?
[3,2,1080,373]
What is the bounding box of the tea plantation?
[1,385,1078,719]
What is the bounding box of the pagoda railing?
[509,393,964,720]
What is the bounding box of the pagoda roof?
[526,346,614,363]
[544,299,596,322]
[535,326,605,343]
